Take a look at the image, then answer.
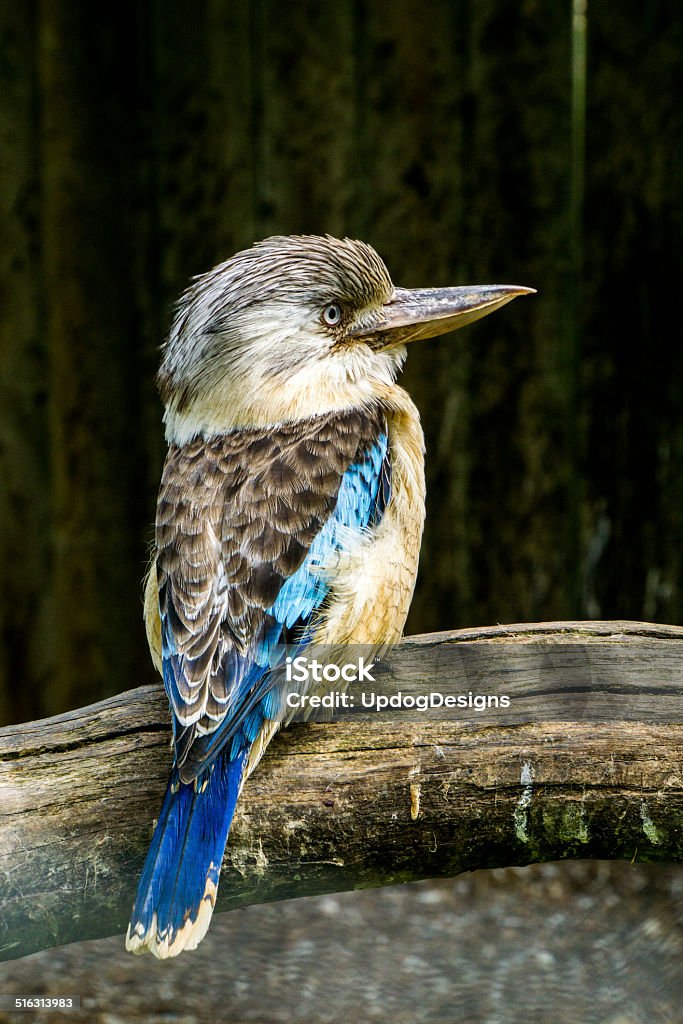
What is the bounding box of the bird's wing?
[156,405,391,784]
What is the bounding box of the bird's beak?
[349,284,535,349]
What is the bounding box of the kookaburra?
[126,234,533,958]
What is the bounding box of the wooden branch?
[1,621,682,962]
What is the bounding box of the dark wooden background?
[1,1,681,724]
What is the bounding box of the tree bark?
[1,621,682,962]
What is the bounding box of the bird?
[126,233,533,958]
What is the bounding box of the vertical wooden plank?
[358,0,573,633]
[456,0,575,629]
[251,0,357,237]
[150,0,256,306]
[123,4,167,519]
[352,0,472,630]
[0,3,50,724]
[39,1,153,714]
[582,6,683,622]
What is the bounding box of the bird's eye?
[322,303,343,327]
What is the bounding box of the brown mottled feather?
[156,405,386,781]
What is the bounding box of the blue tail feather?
[126,749,247,958]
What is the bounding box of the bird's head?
[159,234,533,443]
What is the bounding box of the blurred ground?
[1,861,681,1024]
